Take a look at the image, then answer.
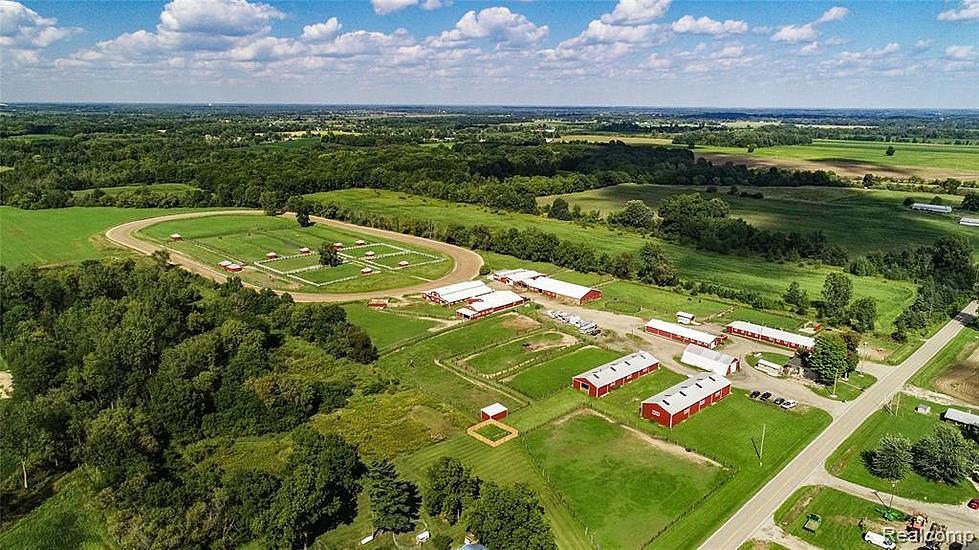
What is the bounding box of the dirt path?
[904,384,977,409]
[104,210,484,303]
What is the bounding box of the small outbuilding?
[169,233,183,241]
[333,242,344,249]
[960,217,979,227]
[942,408,979,428]
[681,344,739,376]
[480,403,509,421]
[226,263,243,273]
[360,267,373,275]
[266,251,278,260]
[911,203,952,214]
[298,246,311,254]
[399,260,409,267]
[915,404,931,415]
[676,311,695,325]
[364,251,376,258]
[355,239,367,245]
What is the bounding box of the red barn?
[456,291,527,320]
[645,318,725,349]
[726,321,814,351]
[641,374,731,429]
[169,233,182,241]
[572,351,659,398]
[525,276,602,304]
[424,280,493,305]
[480,403,508,421]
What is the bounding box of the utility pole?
[759,423,766,465]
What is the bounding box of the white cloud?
[710,44,744,59]
[301,18,341,42]
[642,52,671,69]
[815,6,849,24]
[938,0,979,21]
[600,0,672,25]
[431,7,547,49]
[158,0,282,37]
[824,36,849,46]
[799,41,821,55]
[914,39,932,51]
[565,19,659,46]
[371,0,419,15]
[671,15,747,35]
[0,0,80,50]
[771,23,817,43]
[312,29,413,58]
[945,45,976,59]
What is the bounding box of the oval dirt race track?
[105,210,484,302]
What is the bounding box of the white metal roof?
[642,373,731,415]
[218,260,232,267]
[676,311,695,319]
[526,276,596,300]
[428,280,493,303]
[481,403,508,416]
[645,318,720,346]
[960,217,979,227]
[943,408,979,427]
[911,203,952,213]
[681,344,737,375]
[726,321,814,349]
[574,351,658,388]
[466,290,525,313]
[493,268,542,283]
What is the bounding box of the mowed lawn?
[0,206,214,267]
[825,394,979,504]
[586,372,832,549]
[506,347,621,399]
[307,189,918,332]
[463,331,576,377]
[340,303,438,351]
[540,183,979,257]
[774,486,908,550]
[523,413,728,550]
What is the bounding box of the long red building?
[572,351,659,398]
[725,321,814,351]
[641,373,731,428]
[645,318,725,349]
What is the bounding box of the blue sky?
[2,0,977,107]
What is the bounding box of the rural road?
[700,300,979,550]
[105,210,483,302]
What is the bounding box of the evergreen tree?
[819,272,853,321]
[783,281,810,314]
[869,434,912,480]
[849,297,878,332]
[366,460,420,535]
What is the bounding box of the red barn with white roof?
[480,403,508,421]
[725,321,814,351]
[525,276,602,304]
[641,373,731,428]
[572,351,659,398]
[645,318,725,349]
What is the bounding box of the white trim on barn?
[645,318,723,348]
[425,280,493,304]
[455,290,526,319]
[575,351,659,390]
[642,373,731,415]
[681,344,739,376]
[726,321,815,351]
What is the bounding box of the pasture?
[908,322,979,405]
[825,394,979,504]
[137,214,451,293]
[0,206,216,268]
[306,189,919,333]
[340,303,439,351]
[462,330,578,378]
[523,412,728,549]
[774,485,907,550]
[540,183,979,256]
[506,347,621,399]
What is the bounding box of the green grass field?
[908,322,979,398]
[307,189,918,334]
[0,206,217,267]
[523,412,728,549]
[826,394,979,504]
[341,303,438,351]
[774,485,907,550]
[506,347,621,399]
[582,373,832,549]
[71,183,199,197]
[137,214,452,294]
[463,331,576,377]
[811,371,877,402]
[540,183,978,257]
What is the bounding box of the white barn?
[424,280,493,304]
[960,217,979,227]
[911,203,952,214]
[680,344,740,376]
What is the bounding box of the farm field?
[462,330,578,377]
[585,373,833,549]
[340,302,439,351]
[774,485,907,550]
[908,322,979,405]
[506,346,621,399]
[540,183,979,256]
[825,394,979,504]
[0,206,217,267]
[307,189,918,332]
[136,214,452,294]
[523,412,729,550]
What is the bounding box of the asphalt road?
[699,300,978,550]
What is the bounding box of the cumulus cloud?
[601,0,672,25]
[938,0,979,21]
[642,52,671,69]
[671,15,747,35]
[370,0,448,15]
[815,6,849,24]
[914,39,932,51]
[158,0,282,37]
[771,23,817,43]
[945,45,976,59]
[0,0,81,54]
[430,7,547,49]
[301,17,341,42]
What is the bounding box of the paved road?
[105,210,484,302]
[699,301,978,549]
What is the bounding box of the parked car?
[759,392,772,401]
[863,531,895,549]
[773,397,785,406]
[968,498,979,510]
[749,391,761,399]
[781,400,798,410]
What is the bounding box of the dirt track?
[104,210,484,302]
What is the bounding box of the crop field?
[586,374,832,549]
[540,183,979,256]
[137,214,451,293]
[307,189,918,333]
[825,394,979,504]
[0,206,218,268]
[774,485,907,550]
[506,347,621,399]
[462,330,578,378]
[908,322,979,405]
[523,412,729,549]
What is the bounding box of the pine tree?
[367,460,420,535]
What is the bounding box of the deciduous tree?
[467,483,556,550]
